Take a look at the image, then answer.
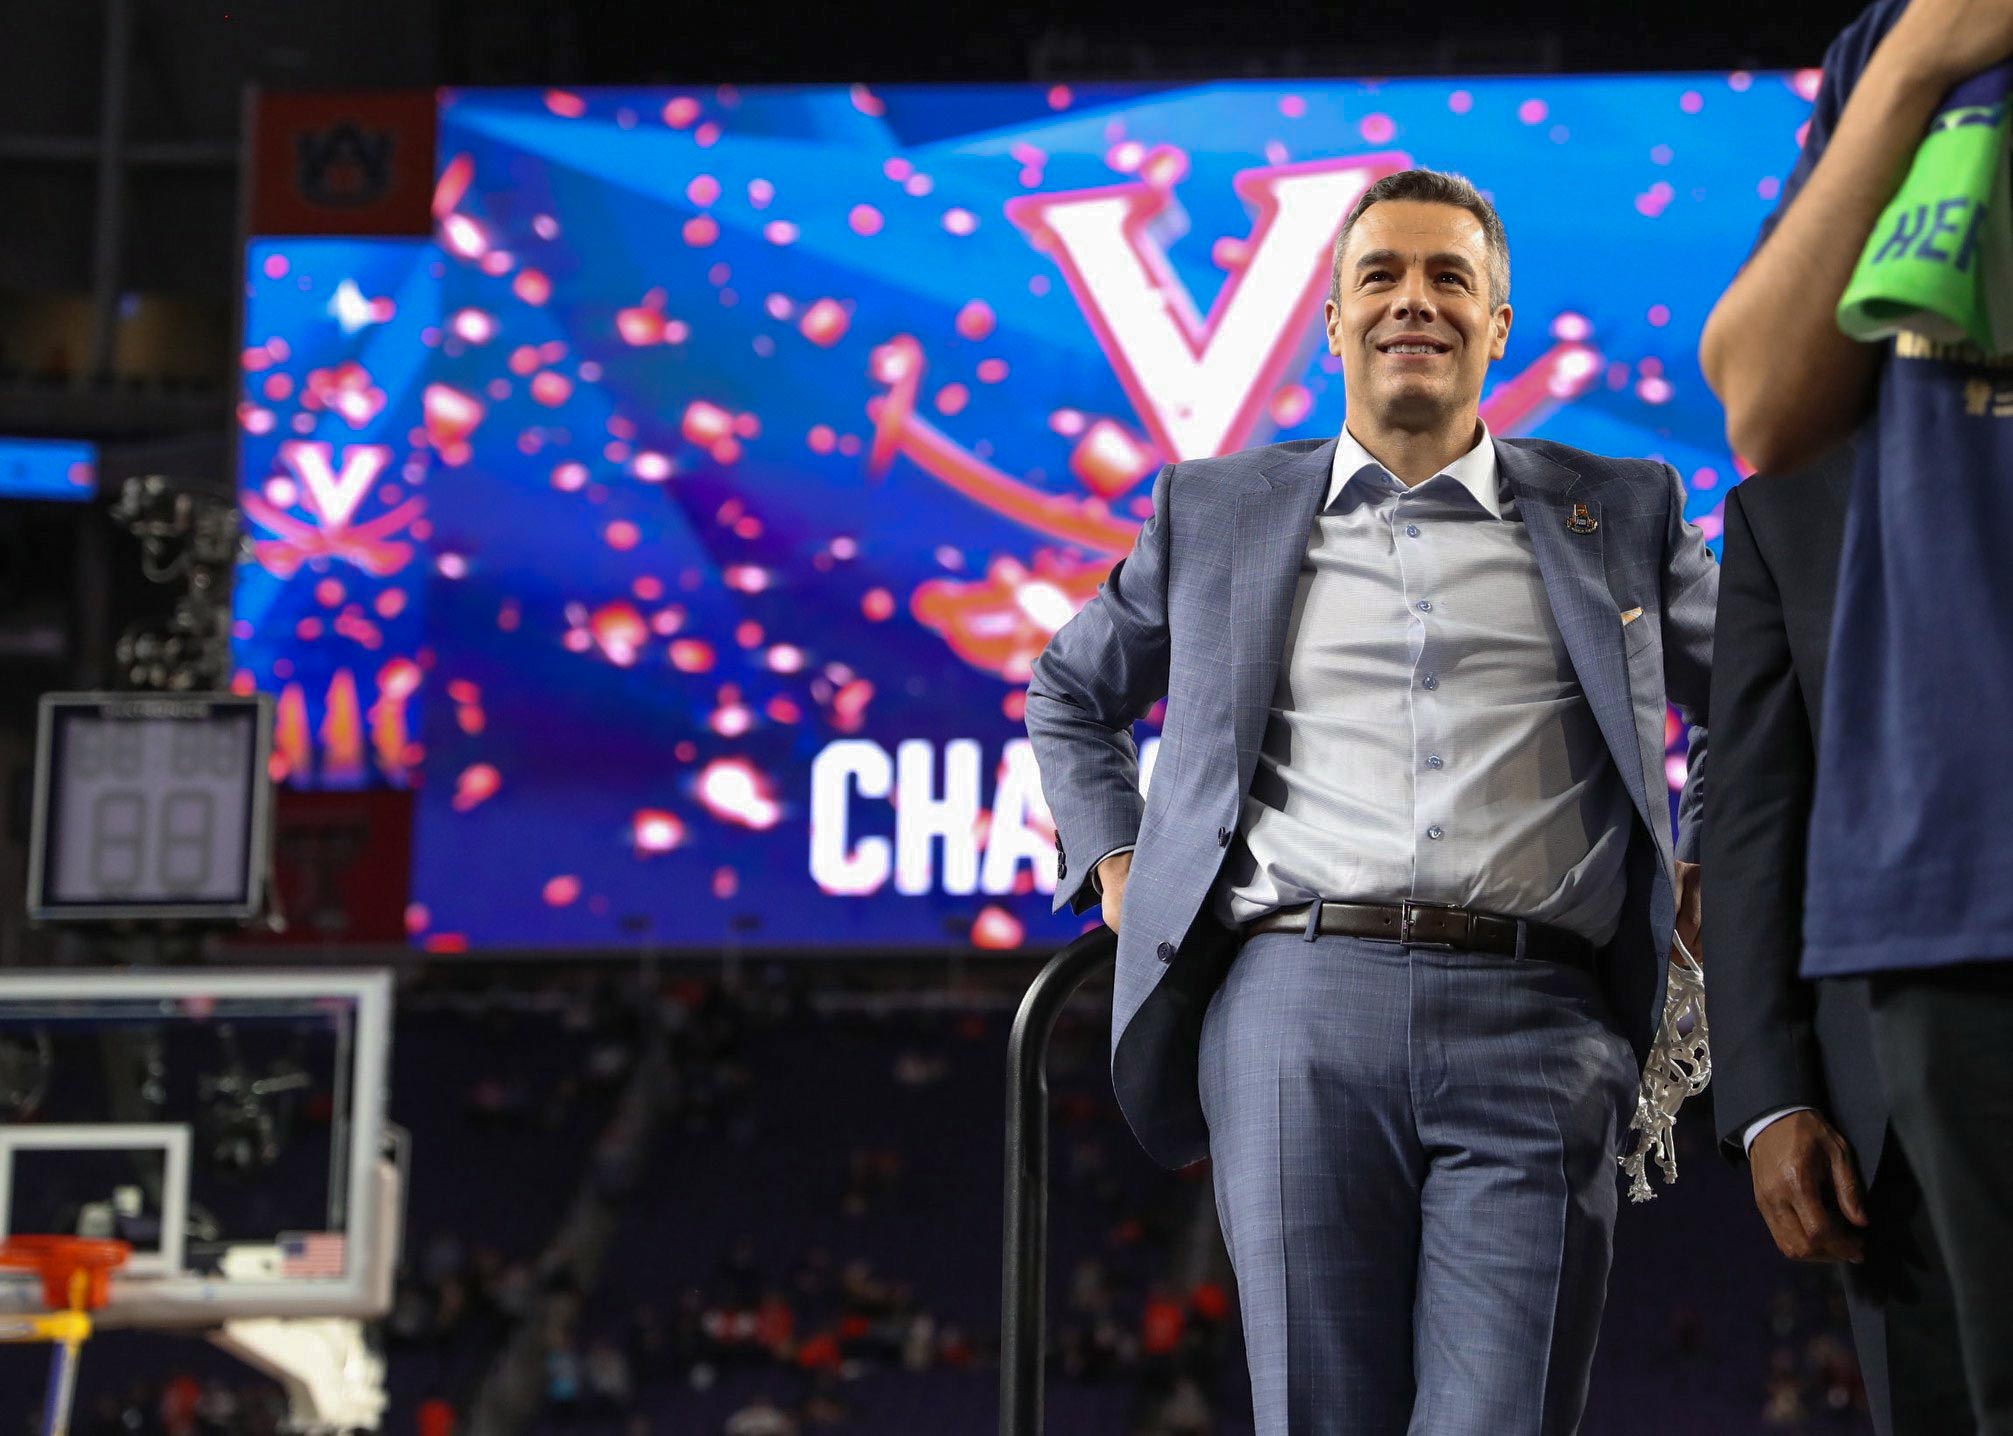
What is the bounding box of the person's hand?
[1670,859,1703,966]
[1096,850,1134,935]
[1749,1110,1870,1264]
[1885,0,2013,89]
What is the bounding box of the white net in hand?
[1618,932,1710,1204]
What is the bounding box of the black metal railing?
[999,927,1118,1436]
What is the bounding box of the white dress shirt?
[1744,1107,1815,1154]
[1208,422,1635,938]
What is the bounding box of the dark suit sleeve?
[1659,462,1717,862]
[1702,484,1828,1162]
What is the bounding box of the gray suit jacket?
[1026,434,1717,1169]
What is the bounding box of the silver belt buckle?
[1399,899,1460,950]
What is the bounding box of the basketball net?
[1619,931,1711,1203]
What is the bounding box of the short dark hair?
[1330,168,1511,310]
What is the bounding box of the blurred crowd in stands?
[5,967,1871,1436]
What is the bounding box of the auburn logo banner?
[249,90,436,237]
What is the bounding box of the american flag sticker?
[277,1231,347,1278]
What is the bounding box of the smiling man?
[1025,168,1717,1433]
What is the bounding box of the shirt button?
[1217,826,1232,847]
[1406,524,1421,538]
[1423,675,1438,690]
[1416,600,1432,613]
[1156,941,1175,962]
[1426,755,1444,769]
[1426,825,1444,840]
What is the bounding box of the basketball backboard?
[0,969,397,1328]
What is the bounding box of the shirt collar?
[1327,421,1502,518]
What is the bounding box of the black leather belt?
[1243,899,1597,972]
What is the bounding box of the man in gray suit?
[1024,168,1715,1434]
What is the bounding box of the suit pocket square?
[1619,606,1644,626]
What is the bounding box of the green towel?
[1837,66,2013,353]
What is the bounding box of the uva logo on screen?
[242,441,422,580]
[873,150,1607,693]
[1005,153,1408,461]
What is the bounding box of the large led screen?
[238,74,1816,952]
[234,238,438,791]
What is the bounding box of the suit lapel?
[1232,441,1333,794]
[1228,437,1660,839]
[1499,440,1658,836]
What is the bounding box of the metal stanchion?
[999,928,1117,1436]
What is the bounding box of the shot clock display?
[27,694,275,921]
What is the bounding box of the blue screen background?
[235,74,1814,952]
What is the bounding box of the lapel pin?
[1565,502,1599,536]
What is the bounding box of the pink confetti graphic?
[696,757,783,829]
[670,638,716,673]
[800,298,852,347]
[1069,419,1157,498]
[302,361,388,429]
[633,808,686,854]
[453,763,502,812]
[513,268,553,305]
[971,904,1027,949]
[912,551,1112,682]
[423,383,486,465]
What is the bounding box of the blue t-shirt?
[1760,0,2013,977]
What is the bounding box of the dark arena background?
[0,2,1887,1433]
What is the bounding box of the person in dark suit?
[1702,1,2013,1423]
[1706,445,1971,1435]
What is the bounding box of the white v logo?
[1007,152,1408,460]
[279,440,394,530]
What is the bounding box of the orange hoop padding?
[0,1236,132,1311]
